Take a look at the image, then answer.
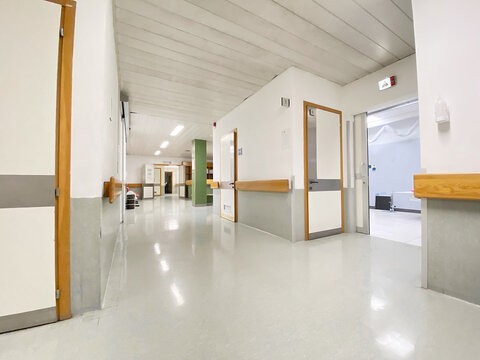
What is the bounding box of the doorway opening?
[165,171,173,194]
[366,100,421,246]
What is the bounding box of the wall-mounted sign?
[378,76,396,91]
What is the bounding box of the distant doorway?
[367,100,421,246]
[165,171,173,194]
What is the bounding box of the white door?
[306,106,343,239]
[354,113,370,234]
[154,168,161,196]
[0,0,61,332]
[220,132,236,222]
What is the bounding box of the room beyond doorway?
[165,171,173,194]
[367,100,421,246]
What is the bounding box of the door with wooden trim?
[354,113,370,234]
[0,0,64,332]
[304,103,344,240]
[220,131,237,222]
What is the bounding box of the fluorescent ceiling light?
[160,141,169,149]
[170,125,184,136]
[154,150,161,155]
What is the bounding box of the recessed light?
[154,150,161,155]
[160,141,169,149]
[170,125,184,136]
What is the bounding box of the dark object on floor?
[126,193,136,210]
[375,195,391,210]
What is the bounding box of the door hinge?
[55,188,60,197]
[60,27,64,37]
[56,289,60,299]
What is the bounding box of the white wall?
[214,60,418,191]
[213,67,342,190]
[412,0,480,173]
[214,68,295,184]
[71,0,120,198]
[290,68,342,189]
[342,54,418,119]
[341,54,418,187]
[126,155,189,183]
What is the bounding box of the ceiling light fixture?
[160,141,169,149]
[170,125,184,136]
[154,150,161,155]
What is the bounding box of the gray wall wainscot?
[70,197,120,315]
[238,191,292,241]
[100,197,121,302]
[427,199,480,305]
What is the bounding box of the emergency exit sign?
[378,76,396,91]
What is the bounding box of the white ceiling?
[128,113,213,158]
[115,0,415,157]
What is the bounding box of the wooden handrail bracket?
[103,177,123,204]
[414,173,480,200]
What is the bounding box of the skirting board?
[309,228,342,239]
[369,206,421,213]
[0,307,56,333]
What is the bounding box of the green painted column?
[192,139,207,206]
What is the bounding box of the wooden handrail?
[103,177,123,204]
[185,180,218,188]
[414,173,480,200]
[126,183,142,188]
[235,179,289,193]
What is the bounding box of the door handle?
[229,182,235,188]
[309,180,318,184]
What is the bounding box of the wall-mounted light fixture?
[170,125,184,136]
[160,141,169,149]
[281,97,290,108]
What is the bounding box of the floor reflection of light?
[160,259,169,272]
[154,243,161,255]
[376,332,414,357]
[170,283,184,306]
[370,295,386,311]
[166,219,179,231]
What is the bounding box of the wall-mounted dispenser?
[434,98,450,124]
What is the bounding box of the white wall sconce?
[434,98,450,124]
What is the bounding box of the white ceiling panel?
[115,0,415,156]
[127,113,213,158]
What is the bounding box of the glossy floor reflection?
[1,196,480,359]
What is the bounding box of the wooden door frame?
[46,0,76,320]
[219,129,238,222]
[303,101,344,240]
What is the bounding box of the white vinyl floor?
[1,197,479,359]
[370,209,422,246]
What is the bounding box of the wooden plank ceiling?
[115,0,414,157]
